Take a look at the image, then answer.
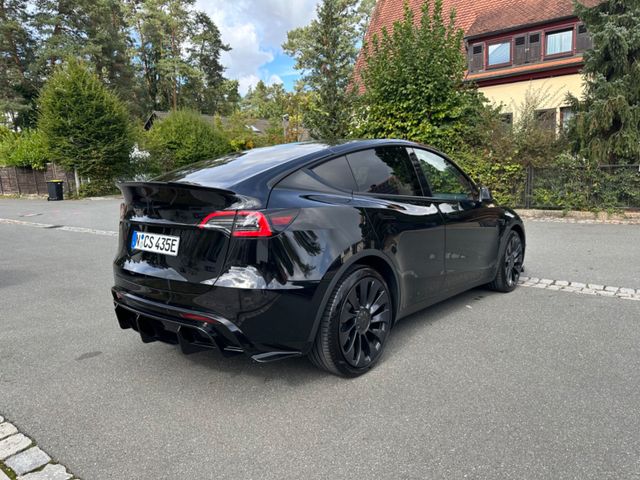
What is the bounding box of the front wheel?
[488,230,524,292]
[309,266,393,377]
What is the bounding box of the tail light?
[198,210,298,237]
[119,202,127,221]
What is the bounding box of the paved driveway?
[1,198,639,479]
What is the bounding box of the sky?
[195,0,321,95]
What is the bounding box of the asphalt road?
[1,198,639,479]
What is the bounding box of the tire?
[488,230,524,292]
[309,266,393,377]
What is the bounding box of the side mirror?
[479,186,493,202]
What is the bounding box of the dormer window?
[545,29,573,56]
[466,20,590,74]
[487,41,511,67]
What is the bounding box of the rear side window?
[276,156,355,193]
[310,156,356,191]
[346,147,422,196]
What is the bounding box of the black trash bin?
[46,180,64,201]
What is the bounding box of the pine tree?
[283,0,361,140]
[570,0,640,164]
[83,0,135,99]
[0,0,38,128]
[128,0,230,113]
[185,12,231,114]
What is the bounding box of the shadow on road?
[121,286,504,385]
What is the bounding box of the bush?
[0,129,50,169]
[457,149,526,206]
[457,86,569,206]
[78,179,120,197]
[0,126,13,142]
[218,113,259,151]
[531,153,640,210]
[143,109,232,174]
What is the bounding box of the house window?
[560,107,574,131]
[500,113,513,129]
[488,41,511,66]
[535,109,557,131]
[546,29,573,56]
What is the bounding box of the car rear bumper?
[111,287,304,362]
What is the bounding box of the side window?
[412,149,475,200]
[346,147,422,196]
[310,156,356,191]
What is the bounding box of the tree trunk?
[171,26,177,110]
[74,167,80,194]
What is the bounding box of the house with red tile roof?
[358,0,601,128]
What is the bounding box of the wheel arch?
[506,221,526,259]
[307,249,400,346]
[510,222,525,247]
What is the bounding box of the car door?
[409,148,501,292]
[346,146,445,311]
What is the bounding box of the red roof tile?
[466,0,602,37]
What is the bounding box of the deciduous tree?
[355,0,486,154]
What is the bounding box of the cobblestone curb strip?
[518,276,640,301]
[0,415,77,480]
[517,209,640,225]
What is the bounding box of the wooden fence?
[0,164,76,196]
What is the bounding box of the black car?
[112,140,525,377]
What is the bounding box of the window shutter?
[527,33,541,62]
[576,24,592,52]
[468,44,484,72]
[514,36,526,65]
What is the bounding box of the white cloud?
[218,22,273,77]
[196,0,319,94]
[268,74,284,85]
[237,74,261,96]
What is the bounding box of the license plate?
[131,230,180,256]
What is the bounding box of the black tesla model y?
[112,140,525,376]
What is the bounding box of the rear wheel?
[309,266,393,377]
[489,230,523,292]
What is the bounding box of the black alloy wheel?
[309,266,393,376]
[489,230,524,292]
[339,276,391,368]
[504,231,523,288]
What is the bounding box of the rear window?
[154,143,329,189]
[346,147,422,196]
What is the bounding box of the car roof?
[153,139,424,198]
[154,140,418,190]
